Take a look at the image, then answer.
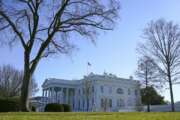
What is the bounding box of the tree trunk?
[168,75,175,112]
[146,86,150,112]
[167,67,175,112]
[145,67,150,112]
[146,87,150,112]
[87,98,89,111]
[20,51,31,111]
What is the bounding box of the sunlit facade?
[35,73,141,112]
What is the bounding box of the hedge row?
[44,103,71,112]
[0,97,36,112]
[0,97,20,112]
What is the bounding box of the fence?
[143,104,180,112]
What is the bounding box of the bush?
[0,97,20,112]
[62,104,71,112]
[44,103,64,112]
[31,106,36,112]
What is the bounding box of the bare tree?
[102,97,110,112]
[83,78,92,111]
[0,65,38,98]
[135,56,162,112]
[139,19,180,112]
[0,0,120,111]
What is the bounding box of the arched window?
[117,88,123,94]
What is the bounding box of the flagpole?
[87,62,91,76]
[87,63,89,76]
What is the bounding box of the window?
[117,99,119,107]
[101,86,104,93]
[127,99,132,106]
[109,87,112,93]
[128,89,131,95]
[135,90,138,96]
[83,88,85,94]
[92,86,94,93]
[92,98,94,105]
[101,98,104,108]
[83,99,85,109]
[78,100,81,110]
[117,88,123,94]
[109,99,112,108]
[117,99,125,107]
[79,89,81,95]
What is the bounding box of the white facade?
[40,73,141,112]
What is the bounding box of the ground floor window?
[117,99,125,108]
[78,100,80,110]
[101,98,104,108]
[109,99,112,108]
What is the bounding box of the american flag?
[87,62,91,66]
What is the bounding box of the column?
[50,88,52,103]
[56,87,60,103]
[48,88,50,98]
[73,89,75,110]
[45,89,47,97]
[74,89,77,111]
[60,87,63,103]
[52,87,55,103]
[44,90,47,103]
[49,88,52,103]
[42,89,45,97]
[62,88,64,103]
[69,89,71,105]
[56,87,58,103]
[66,88,69,104]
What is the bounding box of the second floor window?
[101,86,104,93]
[92,86,94,93]
[109,87,112,93]
[79,89,81,95]
[128,89,131,95]
[135,90,138,96]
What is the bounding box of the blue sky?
[0,0,180,102]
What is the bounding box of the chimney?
[129,76,133,80]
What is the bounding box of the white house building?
[33,73,141,112]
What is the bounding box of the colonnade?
[42,87,76,108]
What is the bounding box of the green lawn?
[0,112,180,120]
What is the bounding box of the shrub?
[62,104,71,112]
[0,97,20,112]
[44,103,64,112]
[31,106,36,112]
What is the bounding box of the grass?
[0,112,180,120]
